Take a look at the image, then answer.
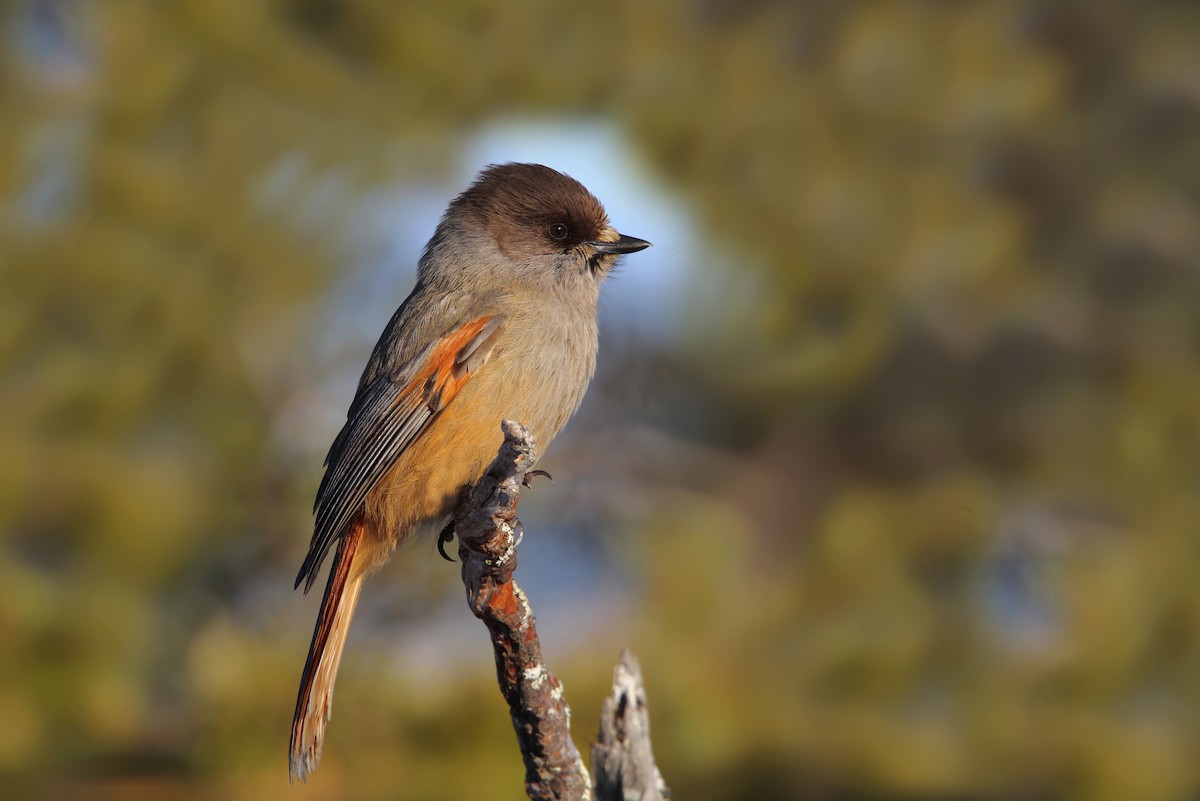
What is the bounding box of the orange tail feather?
[290,522,366,782]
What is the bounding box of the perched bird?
[289,163,650,781]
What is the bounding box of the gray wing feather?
[454,314,506,377]
[295,376,435,591]
[294,310,506,593]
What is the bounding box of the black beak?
[589,234,651,255]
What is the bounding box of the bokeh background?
[4,1,1200,799]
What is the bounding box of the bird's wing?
[295,313,507,592]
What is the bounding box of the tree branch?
[454,420,670,800]
[454,420,592,801]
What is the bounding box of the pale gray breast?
[485,300,598,454]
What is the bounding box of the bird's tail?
[289,522,366,782]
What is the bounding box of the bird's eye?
[548,223,570,242]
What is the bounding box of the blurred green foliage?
[3,1,1200,800]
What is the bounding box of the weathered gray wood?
[592,650,670,801]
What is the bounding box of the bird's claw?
[513,519,525,547]
[437,521,456,562]
[522,469,553,488]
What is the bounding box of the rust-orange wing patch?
[296,314,506,591]
[418,314,503,412]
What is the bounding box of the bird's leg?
[522,469,553,488]
[437,520,456,562]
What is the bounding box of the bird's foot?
[522,469,553,488]
[437,521,456,562]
